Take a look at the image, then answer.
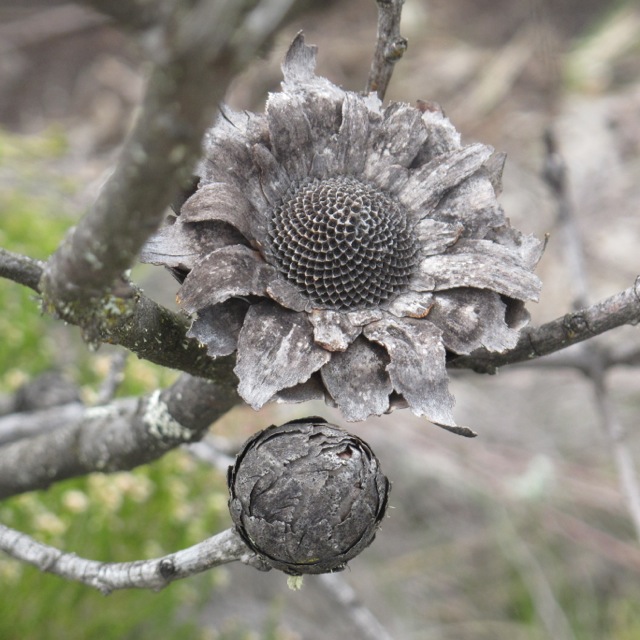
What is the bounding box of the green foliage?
[0,128,78,387]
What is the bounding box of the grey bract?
[141,34,543,431]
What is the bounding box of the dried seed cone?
[227,418,389,575]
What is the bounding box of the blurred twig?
[0,248,44,293]
[95,351,128,405]
[542,128,640,542]
[0,4,107,55]
[546,509,640,573]
[318,573,394,640]
[366,0,407,100]
[498,507,576,640]
[186,435,235,472]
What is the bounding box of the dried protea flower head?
[141,34,543,432]
[227,418,389,575]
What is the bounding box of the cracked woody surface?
[142,34,543,431]
[227,418,389,575]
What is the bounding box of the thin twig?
[318,573,395,640]
[0,248,44,293]
[74,0,173,30]
[590,357,640,538]
[449,280,640,373]
[366,0,407,100]
[0,4,108,55]
[542,130,590,309]
[186,436,235,474]
[542,128,640,542]
[0,524,263,594]
[511,346,640,372]
[95,351,128,405]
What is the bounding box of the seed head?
[269,177,418,310]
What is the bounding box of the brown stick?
[366,0,407,100]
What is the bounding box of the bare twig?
[449,280,640,373]
[542,130,590,309]
[366,0,407,100]
[542,128,640,542]
[0,524,264,594]
[186,436,235,474]
[590,358,640,539]
[0,372,240,500]
[74,0,174,30]
[512,346,640,372]
[95,351,128,405]
[545,510,640,573]
[0,248,44,293]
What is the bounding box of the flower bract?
[141,34,543,431]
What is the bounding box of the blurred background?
[0,0,639,638]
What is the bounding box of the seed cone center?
[268,177,418,310]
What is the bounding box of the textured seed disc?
[268,177,418,310]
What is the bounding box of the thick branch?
[5,242,637,384]
[366,0,407,100]
[68,286,236,380]
[449,280,640,373]
[0,525,263,594]
[0,249,231,379]
[40,61,232,306]
[40,0,296,310]
[0,372,240,500]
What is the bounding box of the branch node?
[158,557,177,579]
[562,312,591,339]
[383,35,407,62]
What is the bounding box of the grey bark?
[0,372,239,500]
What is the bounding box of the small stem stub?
[227,417,390,575]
